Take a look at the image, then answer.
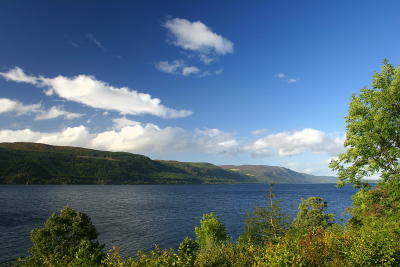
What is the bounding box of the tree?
[25,206,104,266]
[239,184,289,245]
[291,197,334,234]
[330,60,400,187]
[195,212,229,248]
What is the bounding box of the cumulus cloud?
[244,128,344,157]
[35,106,83,120]
[275,73,298,84]
[0,126,92,147]
[0,98,42,115]
[155,60,200,76]
[0,124,240,155]
[112,117,140,129]
[0,67,192,119]
[0,124,344,177]
[0,67,38,84]
[0,98,83,121]
[164,18,233,55]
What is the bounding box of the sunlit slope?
[220,165,337,184]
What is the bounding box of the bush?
[194,213,229,248]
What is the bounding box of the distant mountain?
[0,142,336,185]
[220,165,337,184]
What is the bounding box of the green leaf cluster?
[330,60,400,187]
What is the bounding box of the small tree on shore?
[23,206,104,266]
[291,197,334,234]
[195,212,229,248]
[239,184,289,245]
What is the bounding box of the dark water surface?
[0,184,357,263]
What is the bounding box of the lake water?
[0,184,357,263]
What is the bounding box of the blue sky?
[0,0,399,175]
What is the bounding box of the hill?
[220,165,337,184]
[0,142,336,185]
[0,142,255,184]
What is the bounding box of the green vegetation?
[220,165,337,184]
[0,143,254,184]
[239,185,289,245]
[10,61,400,266]
[17,206,104,266]
[330,59,400,187]
[0,143,335,185]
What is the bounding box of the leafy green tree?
[25,206,104,266]
[239,184,289,245]
[291,197,334,234]
[330,60,400,187]
[195,213,229,248]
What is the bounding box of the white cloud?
[112,117,140,129]
[0,98,82,121]
[0,124,240,155]
[164,18,233,55]
[182,66,200,76]
[245,128,344,157]
[275,73,298,84]
[0,67,192,119]
[0,98,42,115]
[155,60,184,74]
[0,67,38,84]
[0,126,92,147]
[156,60,201,76]
[35,106,83,120]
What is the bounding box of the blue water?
[0,184,357,263]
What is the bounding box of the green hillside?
[0,142,337,185]
[0,142,255,184]
[220,165,337,184]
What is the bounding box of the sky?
[0,0,399,176]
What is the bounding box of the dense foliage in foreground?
[12,61,400,266]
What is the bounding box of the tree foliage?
[194,213,229,248]
[330,60,400,187]
[291,197,334,234]
[23,206,104,266]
